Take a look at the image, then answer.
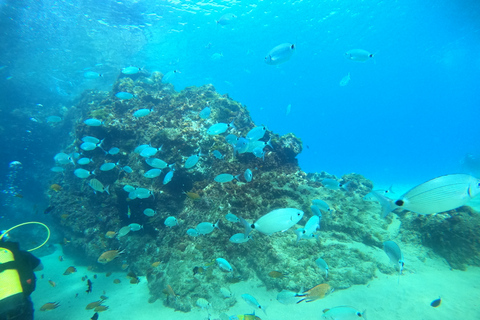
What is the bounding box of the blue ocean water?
[1,0,480,203]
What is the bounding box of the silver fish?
[375,174,480,216]
[383,240,404,278]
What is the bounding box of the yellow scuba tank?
[0,248,23,300]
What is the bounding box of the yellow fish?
[50,184,62,192]
[97,249,124,264]
[236,314,261,320]
[296,283,332,303]
[105,231,116,239]
[40,302,60,311]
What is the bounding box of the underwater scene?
[1,0,480,319]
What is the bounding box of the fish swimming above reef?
[320,306,366,319]
[315,258,329,278]
[199,106,211,119]
[296,283,332,303]
[216,258,233,272]
[122,66,141,75]
[372,174,480,217]
[207,121,235,135]
[339,72,351,86]
[265,43,295,65]
[97,249,124,264]
[88,179,109,194]
[241,208,304,236]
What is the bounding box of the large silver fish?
[373,174,480,216]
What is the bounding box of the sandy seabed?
[31,234,480,320]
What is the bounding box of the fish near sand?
[321,306,366,319]
[296,283,332,303]
[241,294,267,315]
[373,174,480,217]
[383,240,404,283]
[97,249,124,264]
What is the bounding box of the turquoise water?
[1,0,479,191]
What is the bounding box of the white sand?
[31,241,480,320]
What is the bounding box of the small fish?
[241,294,267,315]
[50,167,64,173]
[321,306,366,319]
[185,191,201,200]
[345,49,374,62]
[145,158,168,169]
[54,152,73,165]
[225,134,238,145]
[143,208,156,217]
[268,271,286,278]
[265,43,295,65]
[216,258,233,272]
[322,178,341,190]
[129,223,143,231]
[46,115,62,123]
[225,212,239,223]
[84,71,102,79]
[94,305,109,312]
[196,220,219,235]
[216,13,237,25]
[315,258,329,278]
[246,126,267,142]
[163,170,174,184]
[105,272,112,277]
[241,208,304,236]
[162,70,180,83]
[108,147,120,155]
[77,157,94,165]
[196,298,210,309]
[63,266,77,275]
[296,283,332,303]
[151,261,161,267]
[121,166,133,173]
[213,150,224,159]
[207,121,235,135]
[84,118,104,126]
[184,151,202,169]
[277,290,300,305]
[286,104,291,116]
[383,240,404,280]
[86,301,103,310]
[193,266,205,275]
[49,184,62,192]
[115,92,134,100]
[163,284,177,298]
[113,279,121,284]
[40,302,60,311]
[187,228,199,237]
[91,312,99,320]
[97,250,124,264]
[126,206,131,219]
[229,233,251,243]
[199,106,211,119]
[339,72,351,86]
[214,173,238,183]
[122,66,141,75]
[89,179,109,194]
[244,169,253,182]
[312,199,331,213]
[58,255,63,261]
[86,279,93,293]
[144,168,162,178]
[133,108,153,118]
[74,168,94,179]
[430,297,441,308]
[105,231,116,238]
[48,280,56,287]
[164,216,178,228]
[118,226,130,238]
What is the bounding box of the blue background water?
[1,0,480,207]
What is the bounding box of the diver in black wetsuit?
[0,239,43,320]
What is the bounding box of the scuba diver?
[0,230,43,320]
